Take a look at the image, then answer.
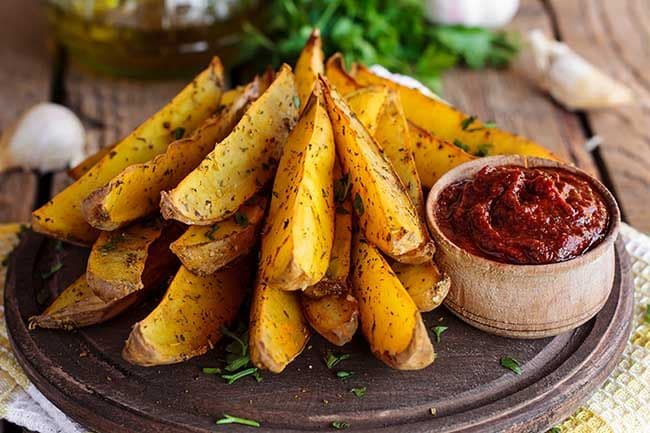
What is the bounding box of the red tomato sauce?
[436,165,609,265]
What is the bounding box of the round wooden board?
[5,231,634,433]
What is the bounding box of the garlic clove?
[0,103,86,173]
[424,0,520,29]
[521,30,634,111]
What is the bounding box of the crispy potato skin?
[321,76,431,264]
[325,53,362,95]
[249,282,310,373]
[351,235,434,370]
[295,29,324,107]
[87,220,179,302]
[28,276,139,330]
[170,196,267,276]
[83,81,261,231]
[32,58,225,245]
[259,84,336,291]
[301,292,358,346]
[408,122,475,188]
[354,64,558,160]
[160,65,299,226]
[123,261,251,366]
[392,260,450,312]
[68,143,117,180]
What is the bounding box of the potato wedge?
[249,282,310,373]
[347,87,427,218]
[32,58,225,245]
[301,292,358,346]
[409,122,476,188]
[392,260,450,312]
[354,64,557,160]
[351,235,434,370]
[302,164,352,298]
[320,76,432,264]
[82,80,262,230]
[259,82,335,291]
[68,144,117,180]
[123,260,252,366]
[295,28,324,107]
[325,53,361,95]
[170,196,267,276]
[160,64,299,225]
[87,219,179,302]
[28,276,139,330]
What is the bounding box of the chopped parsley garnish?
[202,367,221,374]
[41,262,63,279]
[350,387,366,398]
[221,367,259,384]
[334,174,351,204]
[205,224,219,241]
[172,127,186,140]
[54,240,64,252]
[432,326,448,343]
[460,116,476,131]
[500,357,522,375]
[353,193,364,216]
[330,421,350,430]
[474,143,493,157]
[336,370,354,380]
[235,212,249,227]
[216,413,260,428]
[548,427,562,433]
[217,325,263,384]
[483,120,497,129]
[453,139,470,152]
[645,304,650,324]
[324,350,350,369]
[293,95,301,109]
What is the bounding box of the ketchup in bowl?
[435,165,610,265]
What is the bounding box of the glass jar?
[46,0,261,79]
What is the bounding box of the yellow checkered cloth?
[0,223,648,433]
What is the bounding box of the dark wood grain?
[442,0,598,176]
[4,231,633,433]
[548,0,650,231]
[0,0,50,221]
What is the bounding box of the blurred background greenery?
[47,0,519,92]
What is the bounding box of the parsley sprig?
[216,413,260,428]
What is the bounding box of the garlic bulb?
[521,30,634,110]
[0,103,86,173]
[369,64,449,104]
[424,0,520,28]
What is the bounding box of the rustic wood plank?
[441,0,597,175]
[548,0,650,231]
[50,67,186,194]
[0,0,50,221]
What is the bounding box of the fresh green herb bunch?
[241,0,519,92]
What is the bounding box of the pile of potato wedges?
[28,30,555,372]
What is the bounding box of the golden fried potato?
[28,276,139,330]
[301,293,358,346]
[87,219,179,302]
[249,282,310,373]
[409,122,476,188]
[123,260,252,366]
[351,235,435,370]
[321,76,432,264]
[170,196,267,276]
[347,87,427,218]
[83,80,261,230]
[325,53,361,95]
[392,260,450,312]
[295,28,324,107]
[32,58,225,245]
[354,64,557,160]
[259,82,335,291]
[68,144,117,180]
[160,65,299,226]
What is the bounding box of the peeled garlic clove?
[523,30,634,110]
[0,103,86,173]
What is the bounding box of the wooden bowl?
[426,155,621,339]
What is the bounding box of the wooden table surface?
[0,0,648,431]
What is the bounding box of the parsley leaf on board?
[216,413,260,428]
[500,356,522,375]
[432,326,448,343]
[324,350,350,369]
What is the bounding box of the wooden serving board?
[5,231,634,433]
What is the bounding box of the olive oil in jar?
[46,0,261,79]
